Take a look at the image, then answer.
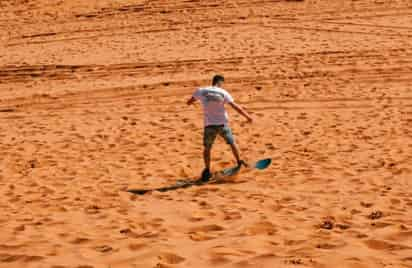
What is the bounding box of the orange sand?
[1,0,412,267]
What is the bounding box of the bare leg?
[204,147,211,170]
[229,143,241,164]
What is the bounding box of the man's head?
[212,75,224,87]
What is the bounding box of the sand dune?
[1,0,412,267]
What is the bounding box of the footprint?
[0,244,25,250]
[120,228,159,239]
[364,239,411,251]
[128,243,147,251]
[70,237,90,244]
[189,232,217,241]
[319,220,334,230]
[368,210,384,220]
[0,254,44,263]
[284,239,306,246]
[209,255,231,265]
[402,257,412,263]
[188,216,204,222]
[189,224,225,233]
[242,221,277,235]
[158,252,185,264]
[316,242,346,250]
[385,231,412,242]
[94,245,113,253]
[223,211,242,220]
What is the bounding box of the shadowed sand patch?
[364,239,411,251]
[0,244,26,250]
[316,241,347,250]
[189,224,225,233]
[70,237,91,244]
[0,253,44,263]
[128,243,147,251]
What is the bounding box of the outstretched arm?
[229,102,253,123]
[187,96,196,105]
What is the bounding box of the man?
[187,75,253,181]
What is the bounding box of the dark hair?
[212,75,224,86]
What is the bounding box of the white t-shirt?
[193,86,234,126]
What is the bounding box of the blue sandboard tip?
[255,158,272,170]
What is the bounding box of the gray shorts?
[204,125,234,149]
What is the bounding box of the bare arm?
[229,102,253,123]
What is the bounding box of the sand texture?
[1,0,412,267]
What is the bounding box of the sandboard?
[127,158,272,195]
